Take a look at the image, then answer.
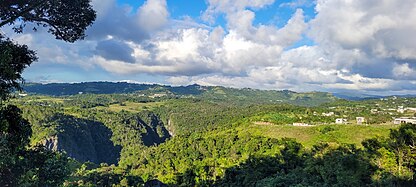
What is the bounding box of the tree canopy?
[0,37,37,100]
[0,0,96,186]
[0,0,96,99]
[0,0,96,42]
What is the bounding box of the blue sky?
[8,0,416,94]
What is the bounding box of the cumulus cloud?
[393,63,416,79]
[137,0,169,32]
[8,0,416,94]
[302,0,416,92]
[310,0,416,61]
[88,0,169,42]
[95,39,135,63]
[157,0,415,92]
[202,0,276,24]
[90,4,307,76]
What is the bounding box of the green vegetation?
[1,0,95,185]
[2,0,415,185]
[1,73,415,187]
[245,123,397,148]
[94,101,165,113]
[3,87,414,186]
[23,82,338,106]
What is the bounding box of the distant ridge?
[22,82,338,106]
[22,82,311,96]
[333,92,416,101]
[23,82,204,96]
[23,82,416,102]
[332,92,385,100]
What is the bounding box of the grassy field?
[21,96,72,103]
[95,101,165,113]
[241,123,398,148]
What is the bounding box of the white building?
[322,112,334,117]
[335,118,347,124]
[356,117,365,124]
[406,108,416,112]
[394,117,416,125]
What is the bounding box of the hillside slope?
[19,104,171,164]
[23,82,338,106]
[43,115,121,164]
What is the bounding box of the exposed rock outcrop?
[39,112,171,164]
[140,113,171,146]
[42,115,121,164]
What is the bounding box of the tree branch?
[0,1,46,28]
[26,17,66,40]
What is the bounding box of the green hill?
[23,82,338,106]
[9,92,415,186]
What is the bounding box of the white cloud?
[167,76,191,86]
[155,29,208,64]
[227,10,256,38]
[203,0,307,46]
[256,9,306,46]
[324,73,392,91]
[137,0,169,32]
[227,9,307,46]
[202,0,276,23]
[87,0,169,42]
[89,5,307,76]
[310,0,416,60]
[13,34,33,45]
[393,63,416,79]
[8,0,416,94]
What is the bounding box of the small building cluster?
[334,117,366,124]
[393,117,416,125]
[407,107,416,112]
[335,118,347,124]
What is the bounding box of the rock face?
[140,113,171,146]
[39,112,171,165]
[44,116,121,164]
[44,136,59,150]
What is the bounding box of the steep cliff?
[41,115,121,164]
[22,105,171,164]
[137,112,171,146]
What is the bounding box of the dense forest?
[1,82,414,186]
[23,82,337,106]
[0,1,415,186]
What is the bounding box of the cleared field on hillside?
[95,101,164,113]
[242,123,398,148]
[23,96,72,103]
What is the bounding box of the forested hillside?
[18,103,171,165]
[7,87,416,186]
[23,82,337,106]
[2,0,415,186]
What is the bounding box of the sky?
[4,0,416,95]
